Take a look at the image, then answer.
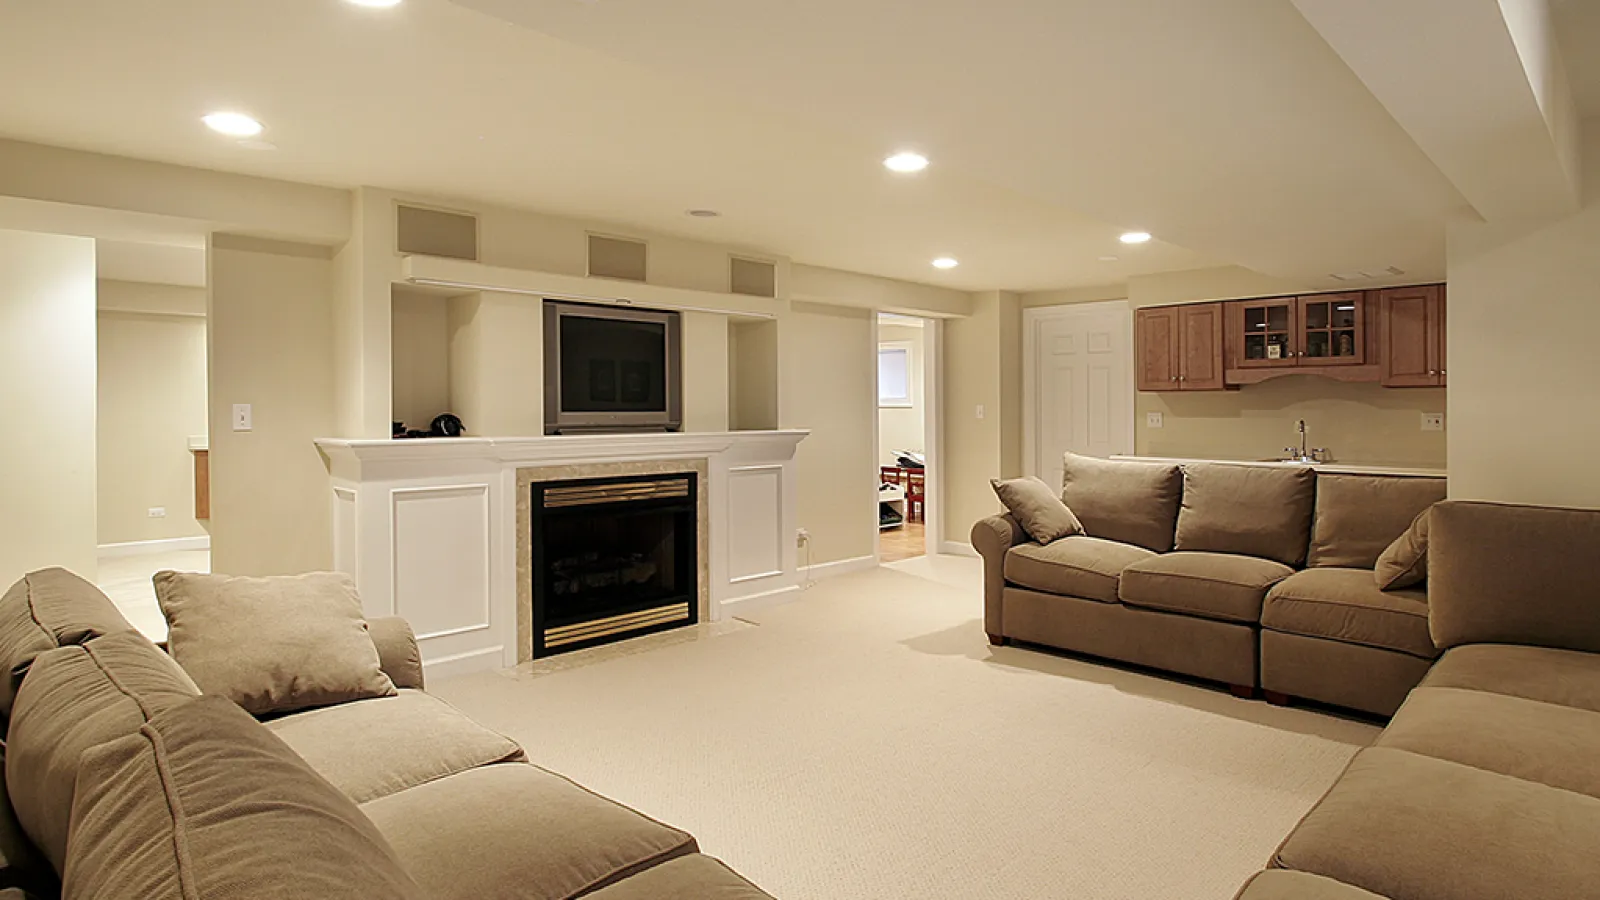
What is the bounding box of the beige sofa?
[1234,499,1600,898]
[0,568,772,899]
[974,454,1446,716]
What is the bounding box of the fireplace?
[529,472,699,657]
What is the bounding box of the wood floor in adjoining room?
[878,520,926,563]
[432,555,1376,900]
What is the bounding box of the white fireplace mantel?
[317,430,809,680]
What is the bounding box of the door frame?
[870,313,943,562]
[1022,300,1136,482]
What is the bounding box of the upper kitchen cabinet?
[1298,292,1365,366]
[1136,303,1224,391]
[1227,296,1298,369]
[1379,284,1446,387]
[1224,291,1376,384]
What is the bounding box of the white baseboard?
[803,554,878,581]
[939,541,979,558]
[721,584,803,618]
[98,536,211,558]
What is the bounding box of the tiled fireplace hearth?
[318,431,806,679]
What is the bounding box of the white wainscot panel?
[333,487,357,580]
[727,465,783,583]
[391,484,491,640]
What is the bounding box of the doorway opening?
[876,313,935,564]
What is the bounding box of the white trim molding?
[97,536,211,558]
[939,541,979,558]
[803,554,878,582]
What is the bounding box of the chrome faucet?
[1281,420,1330,464]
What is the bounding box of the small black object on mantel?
[392,413,466,439]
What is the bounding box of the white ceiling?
[0,0,1580,292]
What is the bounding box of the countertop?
[1110,455,1446,478]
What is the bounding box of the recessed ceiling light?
[884,152,929,173]
[685,209,721,218]
[931,257,959,269]
[1119,231,1152,244]
[202,112,263,137]
[346,0,402,6]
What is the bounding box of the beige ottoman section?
[1260,630,1432,717]
[362,762,697,900]
[582,854,775,900]
[1235,870,1390,900]
[1120,552,1293,624]
[1003,536,1154,603]
[1420,644,1600,713]
[1276,747,1600,900]
[265,689,525,803]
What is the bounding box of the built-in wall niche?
[587,234,648,282]
[728,318,778,431]
[730,257,777,299]
[390,287,453,435]
[396,204,479,262]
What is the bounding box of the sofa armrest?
[368,616,425,691]
[971,514,1027,639]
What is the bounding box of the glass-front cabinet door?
[1298,293,1365,365]
[1233,298,1298,368]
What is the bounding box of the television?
[543,300,682,434]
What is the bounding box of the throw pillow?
[1375,508,1431,591]
[990,476,1083,544]
[153,571,396,717]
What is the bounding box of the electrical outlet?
[975,404,985,420]
[1421,412,1445,432]
[1146,412,1164,429]
[232,403,252,432]
[796,528,810,547]
[147,507,166,518]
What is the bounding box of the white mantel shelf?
[317,430,810,681]
[1112,455,1445,478]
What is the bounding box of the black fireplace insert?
[530,472,698,657]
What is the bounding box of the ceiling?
[0,0,1582,292]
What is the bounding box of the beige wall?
[1446,130,1600,507]
[96,282,209,546]
[943,291,1022,544]
[680,311,730,432]
[729,318,779,431]
[780,302,877,565]
[445,291,544,436]
[390,288,452,432]
[207,235,336,575]
[877,323,926,465]
[0,229,97,582]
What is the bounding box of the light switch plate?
[1421,412,1444,432]
[232,403,253,432]
[147,507,166,518]
[1146,412,1164,429]
[974,404,985,420]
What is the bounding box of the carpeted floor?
[432,555,1377,900]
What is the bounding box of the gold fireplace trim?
[544,602,692,648]
[542,478,692,509]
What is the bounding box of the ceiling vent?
[588,234,648,282]
[730,257,777,298]
[396,204,479,262]
[1329,266,1405,282]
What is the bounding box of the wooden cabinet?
[193,449,210,520]
[1227,297,1299,369]
[1136,303,1223,391]
[1225,292,1365,370]
[1379,285,1446,387]
[1297,293,1366,366]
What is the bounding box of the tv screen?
[557,314,668,414]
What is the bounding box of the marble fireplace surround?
[318,431,808,680]
[516,459,710,664]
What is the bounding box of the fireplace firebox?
[530,472,698,657]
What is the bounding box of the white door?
[1024,302,1134,491]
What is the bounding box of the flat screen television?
[543,300,682,434]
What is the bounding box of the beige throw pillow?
[153,571,396,716]
[1375,509,1431,591]
[62,695,426,900]
[991,477,1083,544]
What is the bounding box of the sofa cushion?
[154,570,397,716]
[1060,452,1182,552]
[5,631,199,874]
[1378,686,1600,798]
[264,689,525,803]
[62,695,425,900]
[362,762,696,900]
[1175,463,1316,566]
[1004,536,1154,603]
[0,744,55,900]
[1307,474,1446,569]
[990,476,1082,544]
[1234,870,1389,900]
[581,854,774,900]
[1262,569,1435,659]
[1374,509,1430,591]
[1420,644,1600,714]
[1119,552,1293,624]
[1275,747,1600,900]
[0,568,131,721]
[1430,500,1600,653]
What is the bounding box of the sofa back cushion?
[0,569,131,721]
[1430,501,1600,653]
[1308,474,1447,569]
[1174,464,1316,566]
[62,696,426,900]
[1060,453,1182,552]
[4,631,199,873]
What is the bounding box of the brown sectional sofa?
[0,567,772,899]
[975,454,1446,716]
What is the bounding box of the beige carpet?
[432,556,1376,900]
